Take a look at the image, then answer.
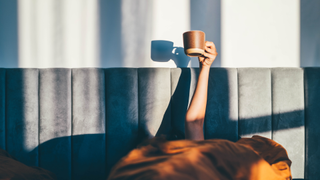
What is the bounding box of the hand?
[198,41,218,67]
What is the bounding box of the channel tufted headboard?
[0,68,319,180]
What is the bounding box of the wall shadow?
[99,0,122,67]
[151,40,191,67]
[0,0,19,67]
[190,0,221,67]
[300,0,320,67]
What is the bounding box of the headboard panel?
[39,69,72,180]
[0,69,5,149]
[73,69,106,180]
[138,68,171,139]
[105,68,138,176]
[304,67,320,179]
[205,68,238,141]
[238,68,272,138]
[272,68,305,178]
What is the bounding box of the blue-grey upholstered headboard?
[0,68,318,180]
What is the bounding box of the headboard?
[0,68,318,180]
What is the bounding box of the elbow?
[185,113,205,124]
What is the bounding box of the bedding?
[0,148,56,180]
[107,135,292,180]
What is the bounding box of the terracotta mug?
[183,30,205,57]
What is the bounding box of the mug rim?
[183,30,205,34]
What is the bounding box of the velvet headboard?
[0,68,318,180]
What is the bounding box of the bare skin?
[185,41,218,140]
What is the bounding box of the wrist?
[200,64,211,71]
[199,61,211,68]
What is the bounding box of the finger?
[198,56,205,63]
[202,52,216,60]
[205,44,216,56]
[205,46,215,53]
[205,41,215,49]
[204,47,218,57]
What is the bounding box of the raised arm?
[185,41,218,140]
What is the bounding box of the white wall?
[0,0,319,68]
[221,0,300,67]
[18,0,100,68]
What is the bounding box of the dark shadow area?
[0,0,19,67]
[5,69,39,167]
[190,0,221,67]
[99,0,122,67]
[30,134,106,180]
[105,68,139,176]
[204,68,235,141]
[155,68,191,140]
[0,69,5,150]
[300,0,320,67]
[151,40,191,67]
[240,110,304,135]
[304,68,320,180]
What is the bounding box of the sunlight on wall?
[151,0,190,67]
[18,0,99,68]
[1,0,312,68]
[221,0,300,67]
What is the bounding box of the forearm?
[185,65,210,140]
[185,65,210,122]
